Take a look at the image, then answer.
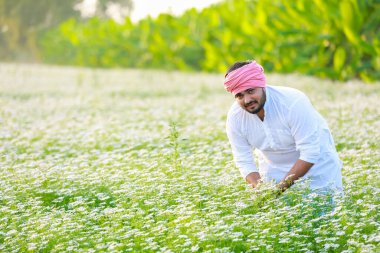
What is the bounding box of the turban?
[224,61,266,95]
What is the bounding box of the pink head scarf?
[224,61,266,95]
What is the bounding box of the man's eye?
[247,89,256,94]
[235,94,243,99]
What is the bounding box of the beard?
[244,90,266,114]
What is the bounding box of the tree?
[0,0,133,61]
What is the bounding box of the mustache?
[245,100,258,107]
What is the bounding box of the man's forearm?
[278,159,314,192]
[246,172,261,188]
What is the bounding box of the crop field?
[0,63,379,252]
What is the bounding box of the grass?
[0,63,379,252]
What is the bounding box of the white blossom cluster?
[0,64,379,252]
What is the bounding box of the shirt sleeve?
[288,95,321,164]
[226,116,258,179]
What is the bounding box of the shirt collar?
[263,86,270,112]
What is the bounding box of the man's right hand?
[245,172,261,188]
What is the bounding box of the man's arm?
[278,159,314,192]
[278,93,321,193]
[226,112,259,183]
[246,172,261,188]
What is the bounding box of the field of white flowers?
[0,63,379,252]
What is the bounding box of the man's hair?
[225,60,253,77]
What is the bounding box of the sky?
[75,0,222,22]
[131,0,222,22]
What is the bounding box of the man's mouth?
[246,101,258,108]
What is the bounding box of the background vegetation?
[0,0,133,61]
[37,0,380,82]
[1,0,379,81]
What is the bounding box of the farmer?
[224,60,343,193]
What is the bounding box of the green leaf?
[333,47,346,72]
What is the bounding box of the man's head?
[224,60,267,114]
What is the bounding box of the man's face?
[235,88,266,114]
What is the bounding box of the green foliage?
[38,0,380,81]
[0,0,81,60]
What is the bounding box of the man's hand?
[278,159,314,192]
[245,172,261,188]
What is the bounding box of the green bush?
[39,0,380,81]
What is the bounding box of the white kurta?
[226,85,343,190]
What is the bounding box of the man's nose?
[244,94,251,104]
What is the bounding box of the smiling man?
[224,60,343,192]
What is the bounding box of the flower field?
[0,63,379,252]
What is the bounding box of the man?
[224,60,343,192]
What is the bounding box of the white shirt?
[226,85,343,190]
